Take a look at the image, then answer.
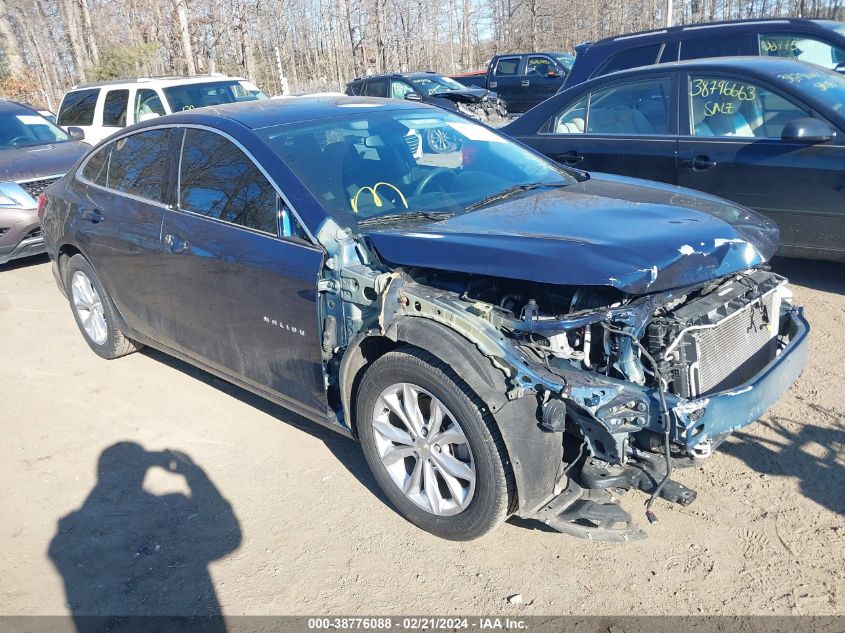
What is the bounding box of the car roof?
[129,94,430,131]
[67,75,250,91]
[588,55,826,80]
[584,17,834,48]
[0,99,36,114]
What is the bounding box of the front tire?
[356,347,515,540]
[65,254,142,359]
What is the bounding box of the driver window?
[134,89,165,122]
[526,56,553,76]
[391,80,415,100]
[759,33,845,69]
[689,75,810,138]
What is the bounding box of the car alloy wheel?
[426,127,457,153]
[371,382,476,516]
[71,270,108,345]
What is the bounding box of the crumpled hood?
[366,173,779,294]
[0,141,88,182]
[436,88,487,103]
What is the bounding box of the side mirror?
[835,62,845,74]
[404,92,422,102]
[67,127,85,141]
[546,70,559,78]
[781,117,834,144]
[139,112,160,122]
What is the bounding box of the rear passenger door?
[159,127,328,418]
[74,127,178,347]
[540,74,679,182]
[97,89,130,142]
[488,56,524,111]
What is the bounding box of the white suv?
[56,75,268,145]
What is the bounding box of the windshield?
[552,54,575,70]
[259,108,574,228]
[411,76,466,96]
[774,65,845,116]
[163,80,268,112]
[0,111,69,149]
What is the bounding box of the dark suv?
[564,17,845,89]
[345,71,505,121]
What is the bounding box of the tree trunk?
[176,0,196,75]
[0,0,26,77]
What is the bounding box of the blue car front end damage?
[312,172,809,541]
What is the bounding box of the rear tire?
[356,347,515,540]
[65,254,142,359]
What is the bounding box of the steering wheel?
[413,168,455,197]
[7,136,29,147]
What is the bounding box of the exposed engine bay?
[317,221,807,541]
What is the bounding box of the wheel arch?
[339,316,563,514]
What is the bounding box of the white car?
[56,75,268,145]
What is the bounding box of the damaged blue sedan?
[39,96,809,541]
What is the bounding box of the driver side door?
[677,71,845,259]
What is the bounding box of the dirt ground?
[0,254,842,617]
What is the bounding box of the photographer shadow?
[48,442,241,633]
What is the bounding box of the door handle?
[164,233,190,253]
[81,208,104,223]
[682,155,717,171]
[521,79,530,87]
[554,150,584,165]
[489,81,497,89]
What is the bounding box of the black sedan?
[504,57,845,262]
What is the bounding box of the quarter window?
[494,57,520,76]
[107,129,171,201]
[597,44,662,77]
[688,75,810,138]
[102,89,129,127]
[81,145,110,186]
[179,129,277,234]
[57,89,98,126]
[759,33,845,69]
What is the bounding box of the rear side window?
[179,129,277,234]
[81,145,110,186]
[597,44,662,76]
[363,80,388,98]
[679,35,747,60]
[494,57,520,76]
[57,89,99,126]
[102,89,129,127]
[107,129,172,201]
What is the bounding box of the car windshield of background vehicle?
[0,112,70,149]
[759,32,845,69]
[411,76,465,95]
[688,75,812,138]
[163,80,268,112]
[259,109,574,227]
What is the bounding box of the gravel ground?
[0,254,842,617]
